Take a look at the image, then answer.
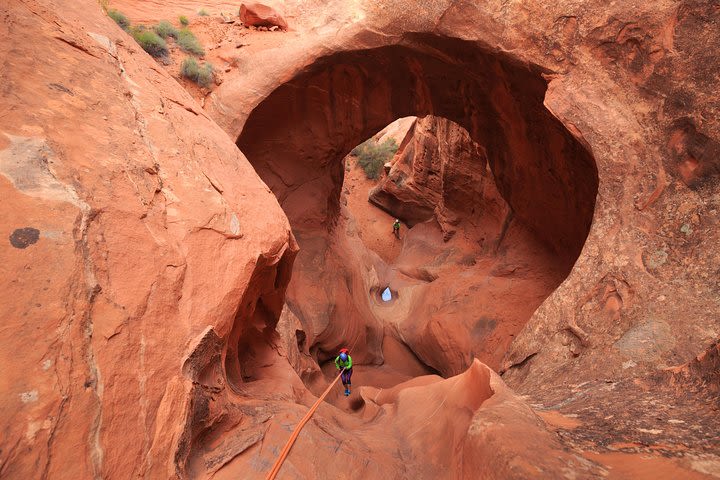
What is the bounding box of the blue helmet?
[340,352,348,361]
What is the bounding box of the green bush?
[130,27,168,57]
[107,9,130,30]
[181,57,214,87]
[352,138,398,180]
[176,28,204,55]
[197,9,209,16]
[179,15,189,26]
[154,20,178,39]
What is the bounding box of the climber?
[335,348,353,396]
[392,218,401,239]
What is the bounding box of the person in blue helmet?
[335,348,353,396]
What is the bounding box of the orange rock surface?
[239,3,288,30]
[2,0,719,479]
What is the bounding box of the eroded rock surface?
[0,1,295,478]
[240,3,288,30]
[369,116,512,239]
[2,0,719,479]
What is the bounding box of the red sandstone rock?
[370,116,513,240]
[239,3,288,30]
[220,0,720,474]
[0,1,296,478]
[4,0,720,478]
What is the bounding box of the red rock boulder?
[239,3,288,30]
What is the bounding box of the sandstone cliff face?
[0,1,296,477]
[2,0,720,478]
[369,116,513,242]
[333,115,578,378]
[223,0,720,473]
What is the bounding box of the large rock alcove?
[236,36,599,382]
[3,0,719,478]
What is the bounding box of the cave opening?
[236,35,599,399]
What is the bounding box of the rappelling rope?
[266,335,361,480]
[265,367,346,480]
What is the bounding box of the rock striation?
[369,116,513,241]
[1,0,719,478]
[0,1,296,477]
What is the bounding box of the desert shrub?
[352,138,398,180]
[107,9,130,30]
[197,9,209,16]
[154,20,178,39]
[181,57,214,87]
[179,15,189,26]
[131,27,168,57]
[176,28,204,55]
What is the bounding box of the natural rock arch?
[4,0,719,478]
[235,35,599,376]
[237,35,598,259]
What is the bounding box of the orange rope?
[265,368,346,480]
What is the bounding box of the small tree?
[352,138,398,180]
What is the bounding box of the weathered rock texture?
[236,40,597,259]
[224,0,720,475]
[0,1,296,478]
[369,116,513,241]
[239,3,288,30]
[2,0,720,478]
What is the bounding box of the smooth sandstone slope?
[0,0,296,478]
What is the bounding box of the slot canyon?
[1,0,719,479]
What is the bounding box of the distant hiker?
[392,219,401,238]
[335,348,353,396]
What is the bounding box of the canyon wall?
[1,0,719,478]
[369,116,513,242]
[218,0,720,471]
[0,1,296,477]
[217,0,719,399]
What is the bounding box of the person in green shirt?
[392,219,401,239]
[335,348,353,396]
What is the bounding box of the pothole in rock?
[368,285,398,306]
[381,287,392,302]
